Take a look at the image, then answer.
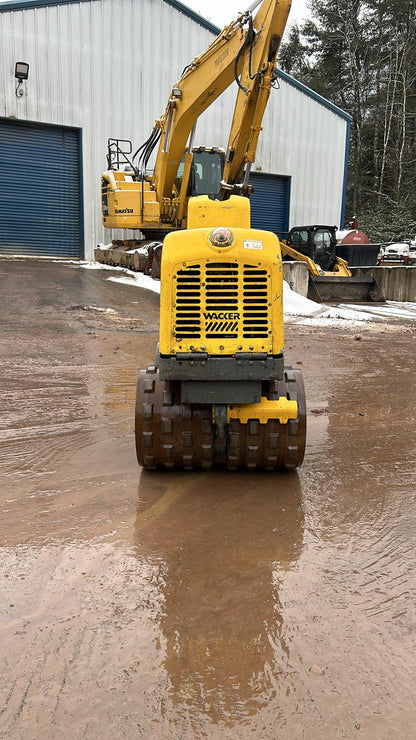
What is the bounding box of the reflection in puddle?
[134,471,304,725]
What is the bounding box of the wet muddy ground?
[1,259,415,739]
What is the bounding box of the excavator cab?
[101,143,226,230]
[105,139,225,201]
[175,148,225,200]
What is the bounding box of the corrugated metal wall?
[0,0,348,259]
[256,79,349,228]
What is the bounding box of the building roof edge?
[276,68,353,122]
[0,0,220,34]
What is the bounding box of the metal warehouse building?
[0,0,352,260]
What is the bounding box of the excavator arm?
[151,12,247,203]
[220,0,291,196]
[151,0,291,205]
[101,0,291,234]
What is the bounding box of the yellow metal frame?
[227,396,298,424]
[280,243,352,277]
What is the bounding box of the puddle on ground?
[1,261,415,738]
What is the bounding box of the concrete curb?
[351,266,416,302]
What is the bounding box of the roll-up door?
[0,120,82,258]
[249,173,290,236]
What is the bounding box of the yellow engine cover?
[159,196,284,357]
[187,194,250,229]
[101,171,161,229]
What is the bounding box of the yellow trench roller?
[135,196,306,471]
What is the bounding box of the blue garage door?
[0,120,82,258]
[249,173,290,236]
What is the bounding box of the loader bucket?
[308,275,385,303]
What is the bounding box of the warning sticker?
[243,239,263,250]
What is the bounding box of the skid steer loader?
[282,225,384,303]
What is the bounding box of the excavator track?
[135,367,306,471]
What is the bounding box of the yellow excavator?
[100,0,287,236]
[101,0,307,470]
[98,0,291,276]
[97,5,383,306]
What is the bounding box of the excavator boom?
[220,0,291,194]
[100,0,292,234]
[152,0,291,203]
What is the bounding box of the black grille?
[173,262,270,342]
[174,265,201,338]
[205,263,239,338]
[242,266,269,338]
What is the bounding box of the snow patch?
[282,282,370,324]
[83,262,125,271]
[61,259,125,271]
[283,281,416,325]
[282,281,321,316]
[76,261,416,326]
[107,273,161,295]
[338,302,416,319]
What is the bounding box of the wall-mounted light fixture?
[15,62,29,98]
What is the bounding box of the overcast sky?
[0,0,309,24]
[185,0,309,29]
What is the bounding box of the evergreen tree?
[280,0,416,239]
